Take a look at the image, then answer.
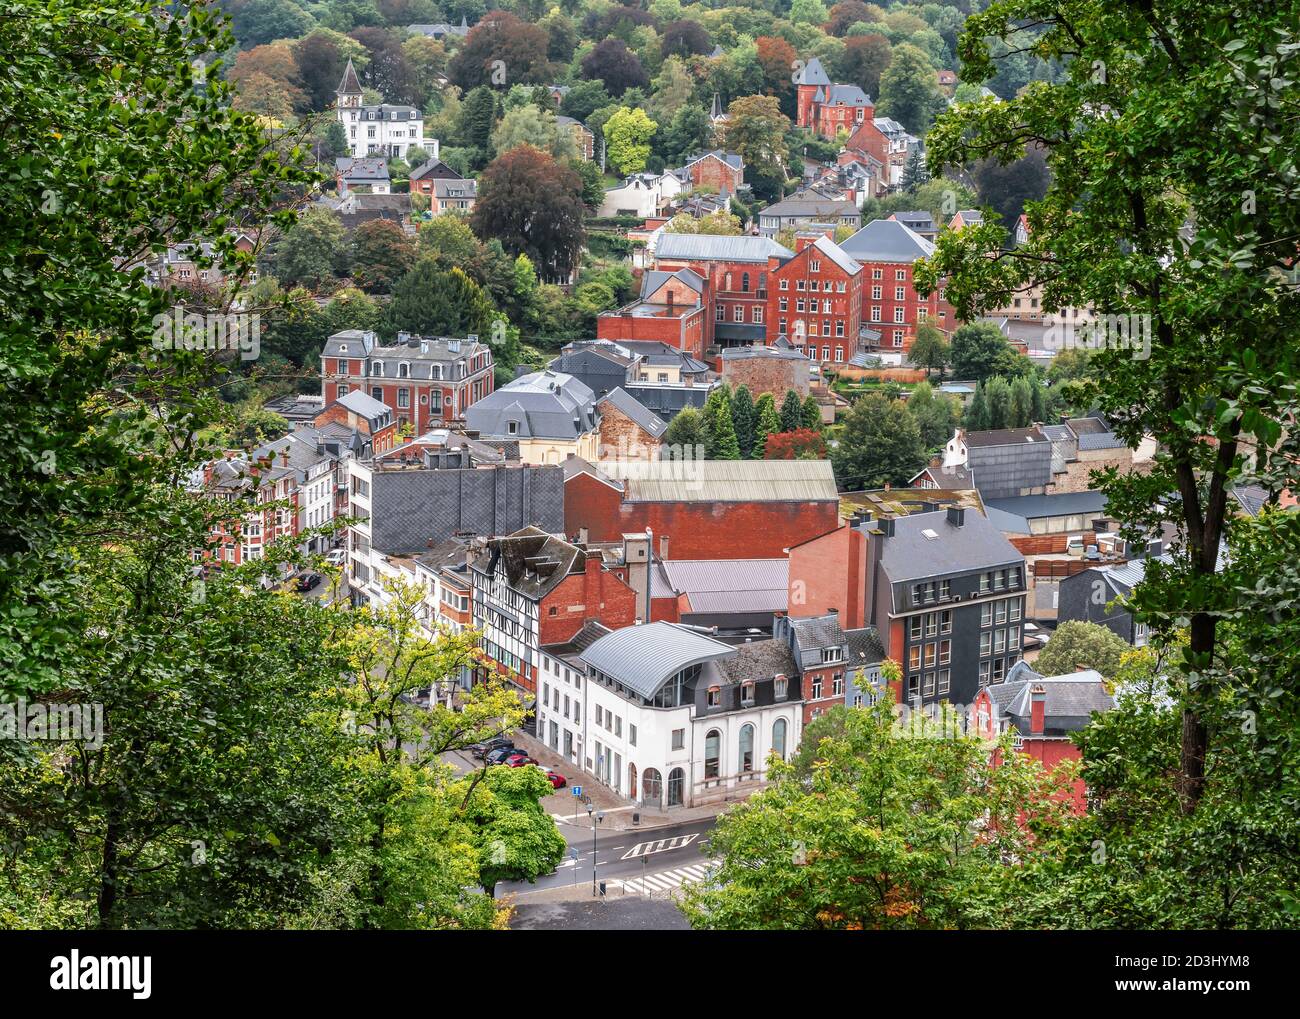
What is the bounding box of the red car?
[544,770,567,789]
[505,753,538,768]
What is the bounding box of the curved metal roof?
[578,622,733,700]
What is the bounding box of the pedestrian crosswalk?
[615,862,717,896]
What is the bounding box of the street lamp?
[587,804,604,897]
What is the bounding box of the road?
[497,815,718,895]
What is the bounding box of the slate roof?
[579,621,734,699]
[1078,431,1128,451]
[720,344,807,363]
[878,509,1022,584]
[983,491,1108,520]
[640,267,706,299]
[336,157,390,182]
[464,370,597,440]
[840,218,935,263]
[818,83,872,105]
[964,427,1048,448]
[337,57,362,95]
[716,639,797,683]
[683,149,743,171]
[623,383,712,420]
[598,387,667,438]
[409,158,464,181]
[656,233,793,263]
[911,461,975,488]
[336,389,391,422]
[1038,423,1075,443]
[761,193,860,220]
[844,627,886,667]
[592,459,838,503]
[473,526,584,600]
[987,664,1114,733]
[794,57,832,86]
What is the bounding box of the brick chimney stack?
[1029,684,1046,736]
[584,548,602,612]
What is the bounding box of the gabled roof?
[659,559,789,615]
[592,459,838,503]
[656,233,793,264]
[463,370,597,440]
[473,526,585,600]
[579,621,734,700]
[986,665,1114,733]
[336,157,390,182]
[640,267,706,300]
[683,149,743,171]
[336,389,391,422]
[597,387,667,438]
[840,218,935,263]
[760,192,862,221]
[878,509,1022,584]
[822,84,872,106]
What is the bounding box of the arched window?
[741,272,750,293]
[668,767,684,807]
[772,718,788,761]
[704,730,721,779]
[398,362,409,379]
[642,767,662,806]
[629,763,638,800]
[739,723,754,773]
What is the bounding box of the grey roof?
[964,426,1048,447]
[844,626,885,667]
[592,459,838,503]
[578,621,734,699]
[840,218,935,263]
[953,209,983,224]
[987,665,1114,733]
[623,383,712,420]
[716,639,797,683]
[877,509,1022,584]
[335,157,390,182]
[464,370,597,440]
[794,56,832,86]
[720,344,807,363]
[910,461,974,488]
[409,158,464,181]
[820,83,872,106]
[983,491,1108,520]
[432,178,477,200]
[640,267,705,299]
[598,387,667,438]
[804,234,861,275]
[1078,431,1128,451]
[982,504,1031,535]
[659,559,789,615]
[684,149,743,171]
[759,194,863,220]
[1038,423,1075,442]
[473,527,584,600]
[337,57,362,94]
[336,389,391,421]
[656,233,793,264]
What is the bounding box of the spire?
[711,92,722,118]
[336,57,362,97]
[459,15,468,29]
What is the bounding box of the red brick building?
[766,234,864,364]
[321,329,493,435]
[839,219,956,353]
[565,458,841,560]
[795,58,874,139]
[313,389,400,456]
[596,267,709,357]
[972,664,1114,813]
[681,149,744,192]
[200,453,300,567]
[652,233,795,349]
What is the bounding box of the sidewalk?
[510,730,738,832]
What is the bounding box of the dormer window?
[706,686,721,708]
[740,680,755,706]
[399,362,409,379]
[372,362,384,377]
[821,647,844,664]
[507,421,518,435]
[774,675,788,700]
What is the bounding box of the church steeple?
[336,57,362,108]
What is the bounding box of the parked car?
[485,746,519,765]
[295,572,322,592]
[544,770,567,789]
[324,549,346,566]
[470,737,513,760]
[505,754,538,768]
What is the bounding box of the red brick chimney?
[1029,684,1046,736]
[584,549,602,613]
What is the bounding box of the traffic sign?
[571,785,582,797]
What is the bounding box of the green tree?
[680,697,1072,929]
[659,103,712,166]
[752,392,782,459]
[779,390,803,433]
[725,384,757,459]
[1033,621,1133,681]
[907,381,959,449]
[801,394,822,431]
[832,393,926,490]
[703,385,741,459]
[984,375,1012,430]
[947,322,1020,382]
[1008,376,1035,428]
[603,106,658,175]
[386,260,497,340]
[964,381,990,431]
[264,206,348,289]
[350,218,415,294]
[909,323,949,377]
[876,43,946,135]
[662,405,708,455]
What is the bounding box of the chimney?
[280,450,290,467]
[878,517,895,538]
[1029,684,1046,736]
[946,506,965,528]
[577,526,589,545]
[666,289,674,309]
[584,548,602,613]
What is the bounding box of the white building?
[598,171,684,219]
[335,58,436,161]
[572,622,803,809]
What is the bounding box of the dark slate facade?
[965,428,1052,500]
[369,464,564,554]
